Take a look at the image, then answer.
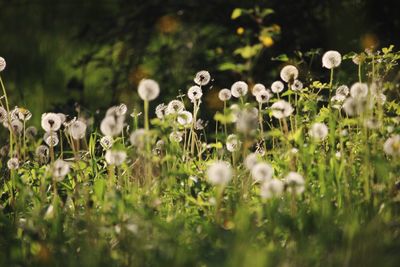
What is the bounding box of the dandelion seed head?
[36,145,49,164]
[155,103,167,119]
[194,70,211,86]
[166,100,185,115]
[169,131,184,143]
[206,161,232,186]
[130,129,147,148]
[69,120,87,140]
[187,86,203,102]
[322,50,342,69]
[280,65,298,83]
[244,153,259,170]
[100,136,113,150]
[271,81,284,93]
[260,179,284,199]
[0,145,9,157]
[255,89,272,104]
[251,162,274,183]
[105,150,127,166]
[218,88,232,101]
[100,116,124,137]
[291,80,303,91]
[41,113,62,132]
[0,107,7,123]
[350,82,368,99]
[52,159,70,181]
[383,135,400,157]
[25,126,37,140]
[343,97,364,116]
[177,111,193,126]
[285,172,305,195]
[226,134,241,152]
[10,120,23,134]
[336,85,349,96]
[0,57,6,72]
[7,157,19,170]
[138,79,160,101]
[309,122,328,141]
[271,100,294,119]
[44,132,59,147]
[252,83,266,96]
[231,81,248,98]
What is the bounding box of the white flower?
[130,129,147,148]
[336,85,349,96]
[280,65,298,83]
[350,82,368,99]
[41,113,62,132]
[291,80,303,91]
[251,162,274,183]
[383,135,400,157]
[155,103,167,119]
[177,111,193,126]
[244,153,259,170]
[44,132,59,147]
[194,70,211,86]
[0,57,6,72]
[187,86,203,102]
[7,157,19,170]
[12,107,32,121]
[309,122,328,141]
[10,120,23,134]
[68,120,87,140]
[271,81,284,93]
[226,134,241,152]
[105,150,127,166]
[36,145,49,163]
[252,83,266,96]
[271,100,294,119]
[100,116,124,137]
[52,159,70,181]
[138,79,160,101]
[255,90,272,104]
[100,136,113,150]
[285,172,305,195]
[218,89,232,101]
[322,50,342,69]
[0,107,7,123]
[166,100,185,115]
[206,161,232,186]
[169,131,184,143]
[260,179,284,199]
[231,81,248,98]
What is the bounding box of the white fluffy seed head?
[100,136,113,150]
[280,65,298,83]
[231,81,248,98]
[194,70,211,86]
[244,153,259,170]
[255,89,272,104]
[343,97,364,116]
[10,120,23,134]
[206,161,232,186]
[7,157,19,170]
[252,83,266,96]
[36,145,49,164]
[285,172,305,195]
[166,100,185,115]
[138,79,160,101]
[105,150,127,166]
[218,88,232,101]
[52,159,70,181]
[41,113,62,132]
[187,86,203,102]
[260,179,284,199]
[130,129,147,148]
[350,82,368,99]
[177,111,193,126]
[271,100,294,119]
[155,103,167,119]
[291,80,303,91]
[0,57,6,72]
[322,50,342,69]
[226,134,241,152]
[336,85,349,96]
[0,107,7,123]
[169,131,184,143]
[383,135,400,157]
[309,122,328,141]
[251,162,274,183]
[100,116,124,137]
[271,81,284,93]
[44,132,59,147]
[69,120,87,140]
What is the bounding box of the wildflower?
[155,103,167,119]
[251,162,274,183]
[100,116,124,137]
[187,86,203,102]
[106,105,127,118]
[252,83,266,96]
[235,108,258,133]
[285,172,305,195]
[350,82,368,99]
[100,136,113,150]
[105,150,127,166]
[177,111,193,126]
[26,126,38,139]
[0,145,9,157]
[41,113,62,132]
[194,70,211,86]
[383,135,400,157]
[322,50,342,69]
[7,157,19,170]
[52,159,70,181]
[36,145,49,164]
[343,97,364,116]
[206,161,232,186]
[138,79,160,101]
[330,94,346,103]
[336,85,349,96]
[231,81,248,98]
[270,100,294,119]
[309,122,328,141]
[166,100,185,115]
[226,134,241,152]
[0,107,7,123]
[260,179,284,199]
[0,57,6,72]
[271,81,284,93]
[10,120,23,134]
[255,90,272,104]
[44,132,59,147]
[68,120,87,140]
[280,65,298,83]
[130,129,146,148]
[169,131,183,143]
[244,153,259,170]
[12,107,32,121]
[291,80,303,91]
[218,88,232,101]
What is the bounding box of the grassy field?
[0,48,400,267]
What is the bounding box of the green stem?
[0,76,13,157]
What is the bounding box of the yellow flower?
[236,27,244,35]
[260,36,274,47]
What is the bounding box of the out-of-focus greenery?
[1,0,400,125]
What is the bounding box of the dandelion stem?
[0,76,13,157]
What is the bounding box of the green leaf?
[271,54,289,62]
[231,8,242,19]
[234,44,262,59]
[260,8,274,18]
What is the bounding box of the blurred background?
[1,0,399,125]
